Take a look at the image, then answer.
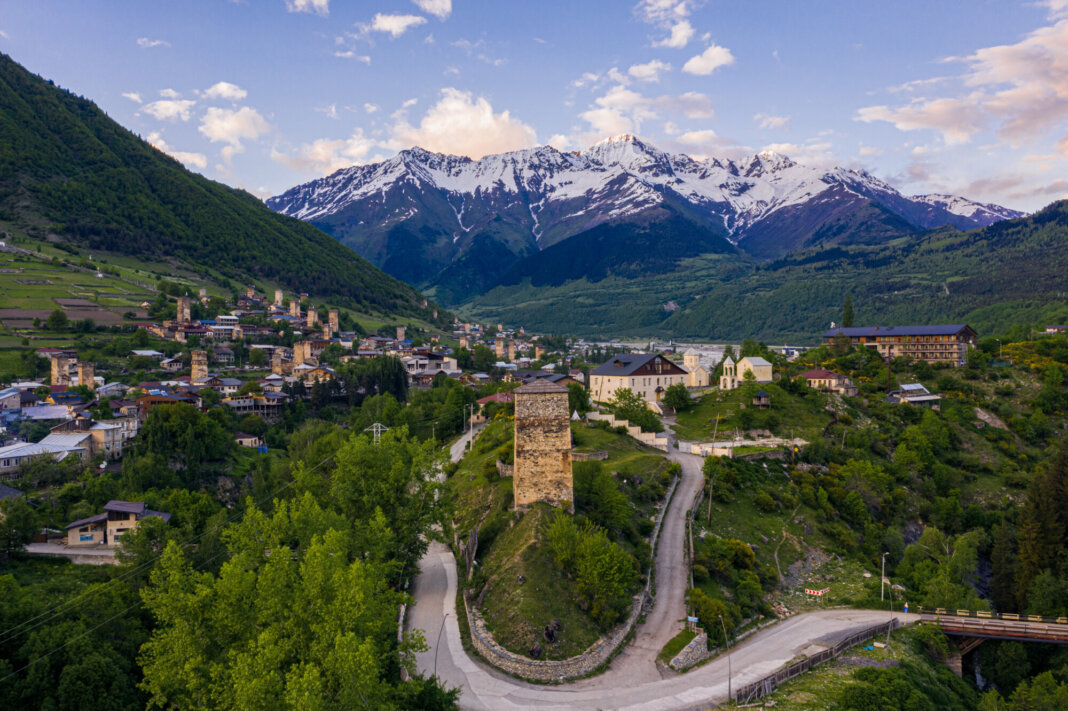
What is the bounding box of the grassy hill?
[462,201,1068,341]
[0,53,438,322]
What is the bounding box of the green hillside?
[462,200,1068,340]
[0,53,435,320]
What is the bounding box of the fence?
[912,605,1068,625]
[734,619,900,705]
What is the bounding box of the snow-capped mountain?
[267,135,1026,302]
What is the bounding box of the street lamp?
[881,552,888,602]
[434,613,449,676]
[995,338,1002,360]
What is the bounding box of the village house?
[48,416,125,459]
[222,392,288,421]
[0,440,88,476]
[65,500,171,547]
[719,356,774,390]
[235,432,263,448]
[821,324,978,366]
[589,353,689,404]
[798,368,858,397]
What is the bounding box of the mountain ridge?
[267,134,1026,301]
[0,52,437,321]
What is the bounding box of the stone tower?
[76,362,95,390]
[535,344,546,360]
[246,285,256,299]
[495,336,505,358]
[328,309,339,333]
[513,380,573,511]
[191,350,209,382]
[271,348,285,375]
[275,289,284,306]
[306,307,318,328]
[176,296,192,323]
[51,356,71,386]
[289,300,301,318]
[684,350,701,372]
[507,339,515,362]
[459,335,469,350]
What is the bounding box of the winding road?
[410,426,914,710]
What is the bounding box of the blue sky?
[3,0,1066,210]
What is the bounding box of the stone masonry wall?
[669,630,710,671]
[586,411,669,451]
[463,473,680,682]
[513,390,573,510]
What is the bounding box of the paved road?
[408,426,914,709]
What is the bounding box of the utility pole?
[364,422,389,445]
[720,614,732,702]
[881,552,887,602]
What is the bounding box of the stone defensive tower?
[176,296,192,323]
[328,309,339,333]
[191,350,209,382]
[495,336,505,358]
[271,348,285,375]
[507,339,515,362]
[306,307,318,328]
[289,300,301,318]
[459,335,469,350]
[275,289,284,306]
[51,356,71,386]
[76,362,95,390]
[396,325,406,341]
[513,380,573,511]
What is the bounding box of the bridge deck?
[923,614,1068,645]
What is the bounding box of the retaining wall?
[669,630,710,671]
[586,412,669,451]
[461,472,680,682]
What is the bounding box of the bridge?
[917,606,1068,650]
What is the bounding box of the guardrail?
[913,606,1068,625]
[734,619,900,705]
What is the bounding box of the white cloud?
[370,13,427,37]
[122,92,142,104]
[159,88,182,99]
[678,129,720,145]
[333,51,371,63]
[142,99,196,122]
[856,19,1068,148]
[628,59,672,83]
[402,97,419,108]
[856,97,984,145]
[762,140,836,168]
[389,87,537,158]
[443,65,460,76]
[753,113,790,130]
[315,104,339,119]
[578,86,715,140]
[146,132,207,170]
[655,21,695,49]
[271,129,377,175]
[637,1,698,49]
[203,81,248,101]
[285,0,329,16]
[858,144,883,156]
[546,134,571,150]
[137,37,170,48]
[673,91,715,119]
[0,30,9,39]
[412,0,451,20]
[198,106,271,164]
[682,43,735,75]
[364,103,380,113]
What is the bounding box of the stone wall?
[513,387,573,510]
[571,451,609,462]
[669,630,709,671]
[586,411,669,451]
[462,472,680,682]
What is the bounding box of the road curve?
[409,426,915,709]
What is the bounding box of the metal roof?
[821,324,973,338]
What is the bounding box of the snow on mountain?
[910,194,1027,226]
[270,135,1023,250]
